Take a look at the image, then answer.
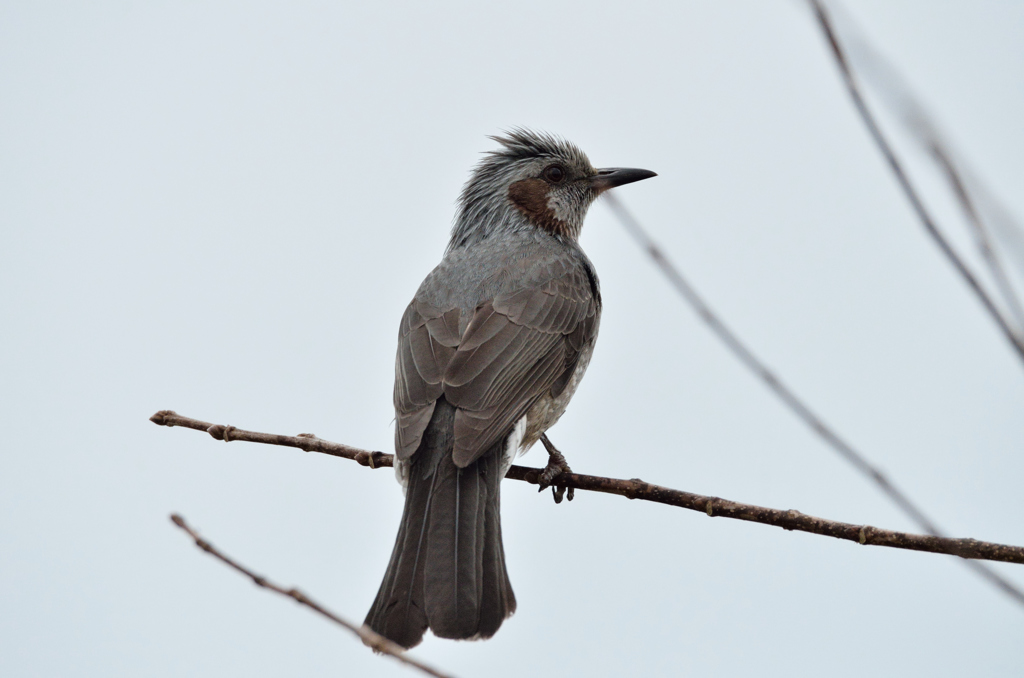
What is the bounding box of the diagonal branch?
[152,410,1024,566]
[170,513,455,678]
[819,0,1024,333]
[932,148,1024,333]
[603,195,1024,606]
[808,0,1024,366]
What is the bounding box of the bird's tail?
[364,398,516,649]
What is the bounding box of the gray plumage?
[364,129,654,648]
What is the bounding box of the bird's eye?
[543,165,565,183]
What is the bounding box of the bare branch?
[606,195,1024,608]
[822,0,1024,332]
[933,149,1024,332]
[808,0,1024,365]
[169,513,455,678]
[152,410,1024,566]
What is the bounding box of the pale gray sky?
[2,1,1023,676]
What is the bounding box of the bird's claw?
[537,434,574,504]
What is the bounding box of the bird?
[364,129,656,648]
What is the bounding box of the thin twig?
[808,0,1024,365]
[824,0,1024,333]
[169,513,454,678]
[151,410,1024,566]
[603,194,1024,606]
[972,181,1024,283]
[933,149,1024,332]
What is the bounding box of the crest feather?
[485,128,590,167]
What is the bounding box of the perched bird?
[365,130,655,648]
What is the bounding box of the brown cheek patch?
[508,178,569,237]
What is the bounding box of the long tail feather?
[365,398,516,648]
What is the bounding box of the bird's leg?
[537,433,574,504]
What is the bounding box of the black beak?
[589,167,657,193]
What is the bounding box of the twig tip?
[150,410,177,426]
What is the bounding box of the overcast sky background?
[2,1,1023,676]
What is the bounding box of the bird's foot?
[537,433,574,504]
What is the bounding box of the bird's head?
[449,129,656,249]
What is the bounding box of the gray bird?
[365,129,655,648]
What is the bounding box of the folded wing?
[394,260,599,466]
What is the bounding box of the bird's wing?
[394,256,599,467]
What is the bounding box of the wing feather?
[393,252,600,466]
